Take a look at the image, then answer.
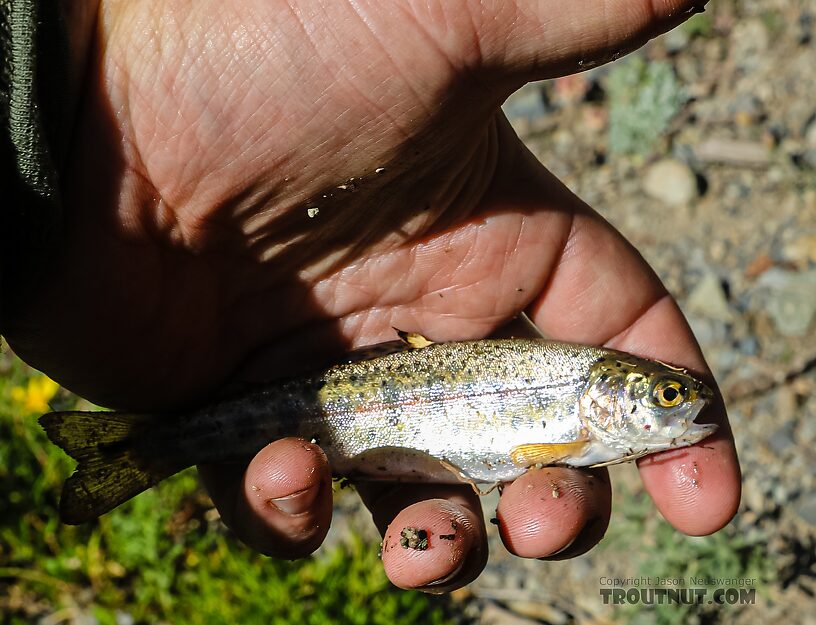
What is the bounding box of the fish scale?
[40,334,716,524]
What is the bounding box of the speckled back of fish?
[40,335,716,523]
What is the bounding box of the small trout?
[41,332,716,524]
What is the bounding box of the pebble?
[686,272,734,322]
[793,495,816,525]
[663,27,691,54]
[795,414,816,445]
[502,83,550,123]
[642,158,698,205]
[799,148,816,170]
[481,602,545,625]
[686,316,729,347]
[506,601,570,625]
[743,475,770,513]
[755,268,816,337]
[766,418,796,455]
[737,336,759,355]
[730,19,770,69]
[805,116,816,148]
[694,138,770,167]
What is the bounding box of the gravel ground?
[466,1,816,624]
[321,3,815,624]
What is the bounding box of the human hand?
[5,0,739,591]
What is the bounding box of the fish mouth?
[676,398,718,444]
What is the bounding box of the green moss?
[0,354,460,625]
[607,57,686,157]
[680,13,714,39]
[601,484,776,625]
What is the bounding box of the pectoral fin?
[589,448,651,468]
[394,329,435,349]
[510,441,589,467]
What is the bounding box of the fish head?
[580,355,717,452]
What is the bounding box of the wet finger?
[198,437,333,558]
[497,467,611,559]
[506,151,741,534]
[356,483,487,592]
[605,301,742,535]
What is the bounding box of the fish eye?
[652,379,686,408]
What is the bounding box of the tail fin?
[40,411,184,524]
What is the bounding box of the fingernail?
[537,534,578,561]
[418,560,466,593]
[537,516,602,561]
[267,485,320,515]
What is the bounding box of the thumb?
[472,0,706,84]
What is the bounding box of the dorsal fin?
[393,328,435,349]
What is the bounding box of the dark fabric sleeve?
[0,0,70,322]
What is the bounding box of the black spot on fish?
[349,374,358,383]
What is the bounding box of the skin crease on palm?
[4,0,741,590]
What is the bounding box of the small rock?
[507,601,570,625]
[796,414,816,445]
[694,138,770,167]
[743,475,770,513]
[686,273,734,322]
[798,12,814,45]
[115,612,135,625]
[399,527,429,550]
[798,148,816,170]
[805,116,816,148]
[755,268,816,337]
[553,74,591,105]
[687,316,729,347]
[481,602,548,625]
[502,83,550,122]
[745,253,775,278]
[729,93,765,127]
[663,27,691,54]
[642,158,698,206]
[766,418,796,456]
[730,19,770,68]
[793,495,816,525]
[737,336,759,356]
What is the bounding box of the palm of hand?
[6,0,739,591]
[13,1,550,406]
